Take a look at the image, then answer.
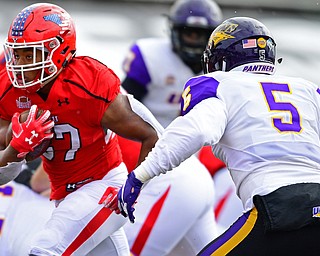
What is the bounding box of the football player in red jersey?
[0,3,157,256]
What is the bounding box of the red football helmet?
[3,3,76,92]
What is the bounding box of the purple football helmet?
[202,17,276,73]
[169,0,222,73]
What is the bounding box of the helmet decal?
[208,23,238,48]
[242,39,257,49]
[43,13,72,34]
[257,37,267,48]
[259,50,266,61]
[11,7,34,36]
[43,14,63,25]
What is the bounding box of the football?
[6,109,53,161]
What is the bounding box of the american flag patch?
[242,39,257,49]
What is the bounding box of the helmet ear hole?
[61,46,69,54]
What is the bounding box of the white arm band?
[0,160,26,185]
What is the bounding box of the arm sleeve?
[135,97,228,181]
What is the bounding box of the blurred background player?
[121,0,243,232]
[0,181,54,256]
[0,181,121,256]
[122,0,222,128]
[198,147,243,233]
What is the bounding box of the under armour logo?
[57,98,70,106]
[67,184,76,189]
[25,130,38,145]
[66,183,77,192]
[65,177,93,192]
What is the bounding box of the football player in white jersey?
[115,17,320,255]
[121,0,243,234]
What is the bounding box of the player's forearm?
[137,132,158,166]
[0,146,26,185]
[0,146,25,166]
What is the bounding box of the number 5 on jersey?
[260,82,302,133]
[182,86,191,112]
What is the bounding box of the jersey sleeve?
[70,57,121,126]
[181,75,220,116]
[93,67,120,123]
[122,43,151,88]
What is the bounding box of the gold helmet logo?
[208,23,238,48]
